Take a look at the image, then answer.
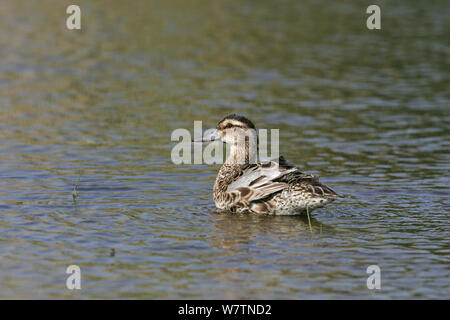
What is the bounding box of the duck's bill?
[192,129,221,142]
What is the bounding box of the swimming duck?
[197,114,342,215]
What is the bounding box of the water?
[0,0,449,299]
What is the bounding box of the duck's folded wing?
[226,157,297,202]
[274,171,343,199]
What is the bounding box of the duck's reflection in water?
[203,210,336,298]
[209,209,329,250]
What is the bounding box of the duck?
[196,114,343,215]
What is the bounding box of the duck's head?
[198,114,257,144]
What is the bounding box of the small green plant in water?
[72,174,81,202]
[306,206,313,234]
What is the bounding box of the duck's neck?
[225,140,257,165]
[213,140,257,194]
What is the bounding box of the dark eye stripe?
[224,124,245,129]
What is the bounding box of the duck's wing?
[226,156,297,203]
[273,168,343,199]
[227,156,342,205]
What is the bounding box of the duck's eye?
[224,123,233,129]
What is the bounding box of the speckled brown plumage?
[207,114,343,215]
[213,157,341,215]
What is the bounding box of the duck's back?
[218,156,341,215]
